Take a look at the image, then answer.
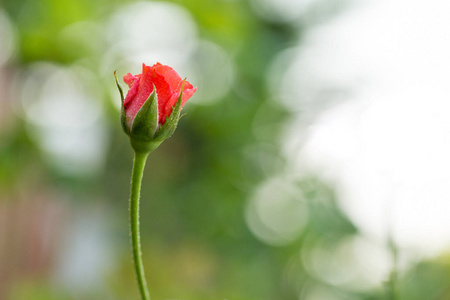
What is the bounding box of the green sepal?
[130,88,159,139]
[114,71,130,134]
[114,71,124,104]
[153,80,185,141]
[120,110,129,135]
[130,138,162,154]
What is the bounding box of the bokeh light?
[246,177,309,246]
[104,2,197,73]
[283,0,450,258]
[17,63,107,176]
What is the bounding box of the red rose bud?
[115,63,197,153]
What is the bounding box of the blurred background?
[1,0,450,299]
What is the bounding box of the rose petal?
[149,65,173,124]
[124,64,154,126]
[122,63,196,126]
[123,73,137,88]
[153,63,183,92]
[163,83,197,121]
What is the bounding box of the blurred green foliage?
[0,0,447,299]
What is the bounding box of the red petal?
[150,64,176,124]
[122,63,197,127]
[124,64,154,124]
[123,74,139,107]
[153,63,183,92]
[123,73,137,88]
[151,63,197,124]
[163,81,196,122]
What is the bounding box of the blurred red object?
[0,193,67,298]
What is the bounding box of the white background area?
[284,0,450,257]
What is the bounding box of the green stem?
[388,237,398,300]
[129,151,151,300]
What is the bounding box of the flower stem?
[387,236,398,300]
[129,151,151,300]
